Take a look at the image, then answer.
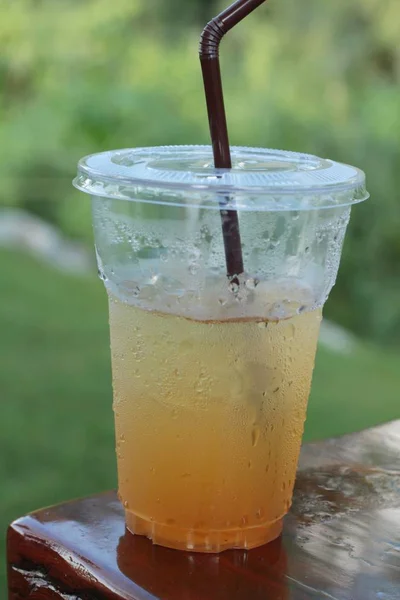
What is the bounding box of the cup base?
[125,509,283,553]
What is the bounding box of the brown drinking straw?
[200,0,267,280]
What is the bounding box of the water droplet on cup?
[251,426,260,447]
[230,281,239,294]
[245,277,259,290]
[97,268,107,282]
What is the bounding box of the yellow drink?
[109,294,322,552]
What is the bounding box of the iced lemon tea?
[74,145,368,552]
[109,292,322,552]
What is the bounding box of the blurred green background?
[1,0,400,590]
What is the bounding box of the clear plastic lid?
[73,146,368,211]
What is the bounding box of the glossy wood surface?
[7,421,400,599]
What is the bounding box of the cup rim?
[73,145,369,211]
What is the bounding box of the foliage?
[1,0,400,343]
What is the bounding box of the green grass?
[1,248,399,591]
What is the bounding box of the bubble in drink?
[109,291,322,552]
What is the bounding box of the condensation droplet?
[256,508,264,520]
[251,426,260,447]
[245,277,259,290]
[97,268,107,282]
[230,281,239,294]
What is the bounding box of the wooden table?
[7,421,400,599]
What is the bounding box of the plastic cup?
[74,146,368,552]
